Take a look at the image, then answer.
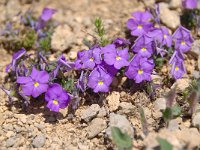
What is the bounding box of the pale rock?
[192,113,200,128]
[6,136,16,147]
[153,98,166,110]
[118,102,134,114]
[0,113,5,125]
[32,134,46,148]
[86,118,107,138]
[97,107,107,117]
[172,78,190,93]
[51,24,76,52]
[69,51,77,60]
[106,113,134,138]
[169,0,182,9]
[6,0,21,19]
[190,40,200,58]
[107,91,120,111]
[81,104,100,122]
[168,119,179,131]
[160,3,180,29]
[6,131,15,138]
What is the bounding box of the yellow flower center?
[138,69,143,75]
[116,56,121,60]
[175,66,179,71]
[98,81,104,85]
[137,25,142,29]
[53,100,58,105]
[164,34,167,39]
[34,82,39,87]
[89,57,94,61]
[141,47,146,51]
[181,41,185,45]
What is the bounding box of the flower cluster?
[1,5,195,113]
[169,26,193,79]
[75,38,130,93]
[5,49,71,112]
[126,8,194,81]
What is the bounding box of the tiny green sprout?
[62,78,75,93]
[22,28,37,49]
[111,127,132,150]
[139,106,148,135]
[94,17,109,46]
[39,36,51,51]
[156,137,173,150]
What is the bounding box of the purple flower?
[125,55,154,83]
[127,11,153,36]
[53,55,75,79]
[82,48,102,69]
[169,51,185,65]
[170,61,186,79]
[113,38,131,48]
[45,83,70,112]
[132,35,154,58]
[76,71,87,92]
[182,0,198,9]
[74,50,87,69]
[87,66,113,93]
[17,67,49,98]
[36,8,56,31]
[148,27,172,47]
[100,61,118,76]
[104,48,129,69]
[6,48,26,72]
[173,26,194,53]
[41,8,57,21]
[156,47,168,57]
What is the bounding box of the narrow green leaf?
[111,127,132,150]
[156,137,173,150]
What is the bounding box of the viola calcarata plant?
[0,1,197,114]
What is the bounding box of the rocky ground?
[0,0,200,150]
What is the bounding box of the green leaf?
[156,137,173,150]
[139,106,148,135]
[111,127,132,150]
[162,107,172,121]
[171,104,182,117]
[39,36,51,51]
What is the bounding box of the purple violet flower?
[6,48,26,72]
[45,83,70,112]
[82,48,102,69]
[76,71,87,92]
[74,50,86,69]
[17,67,49,98]
[173,26,194,53]
[127,11,153,36]
[125,55,154,83]
[104,47,129,69]
[132,35,154,58]
[36,7,56,31]
[41,8,57,21]
[87,66,113,93]
[169,51,185,65]
[148,26,172,47]
[170,61,186,79]
[113,38,131,48]
[182,0,198,9]
[53,55,75,79]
